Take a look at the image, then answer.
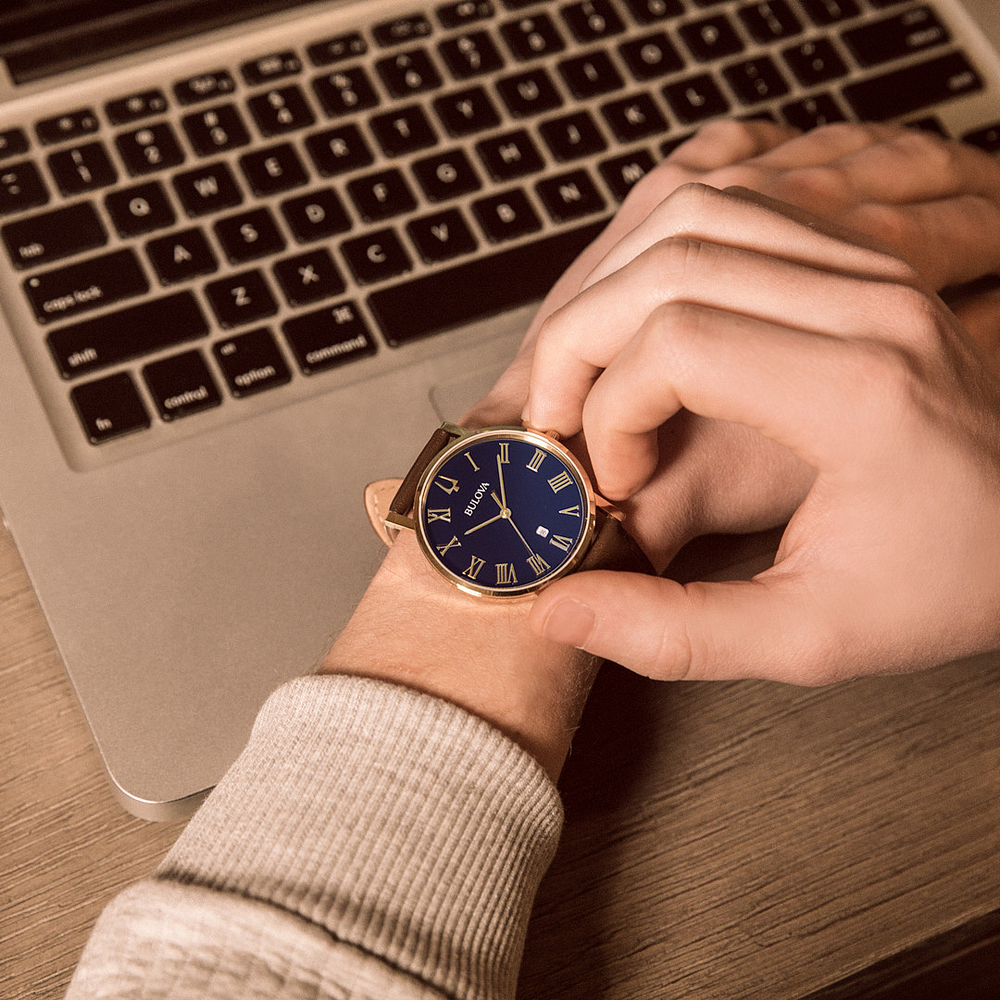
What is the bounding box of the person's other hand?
[467,123,1000,568]
[524,185,1000,685]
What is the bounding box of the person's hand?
[466,123,1000,570]
[520,183,1000,685]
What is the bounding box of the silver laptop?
[2,0,999,820]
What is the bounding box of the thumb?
[528,569,838,684]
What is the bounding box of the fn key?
[71,372,150,444]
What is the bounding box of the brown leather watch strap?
[582,508,655,576]
[389,426,459,519]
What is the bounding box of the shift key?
[25,248,148,322]
[48,291,209,379]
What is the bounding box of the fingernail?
[541,598,596,648]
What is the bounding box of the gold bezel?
[413,424,598,599]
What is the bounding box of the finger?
[572,181,915,299]
[580,300,875,499]
[527,569,843,684]
[525,189,918,438]
[522,121,801,330]
[748,121,900,168]
[660,118,798,170]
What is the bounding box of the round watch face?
[414,427,595,597]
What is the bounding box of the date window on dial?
[536,526,550,538]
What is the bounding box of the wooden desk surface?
[2,521,999,999]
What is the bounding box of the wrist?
[320,533,599,780]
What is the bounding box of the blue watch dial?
[415,429,592,596]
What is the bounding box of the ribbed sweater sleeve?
[66,675,564,1000]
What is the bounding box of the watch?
[366,423,653,599]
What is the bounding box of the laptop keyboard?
[1,0,998,449]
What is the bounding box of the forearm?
[69,674,564,1000]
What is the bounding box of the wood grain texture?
[1,523,998,999]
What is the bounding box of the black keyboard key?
[782,93,847,130]
[239,143,308,196]
[247,85,316,136]
[305,124,375,176]
[341,228,412,284]
[48,141,117,196]
[173,162,243,216]
[213,327,292,397]
[370,104,439,156]
[621,0,684,24]
[536,169,606,223]
[174,70,237,105]
[601,92,668,141]
[800,0,860,26]
[406,207,478,263]
[539,110,607,161]
[105,181,176,237]
[282,300,377,375]
[599,148,656,201]
[307,33,368,67]
[240,50,303,86]
[376,48,443,97]
[963,123,1000,154]
[562,1,625,42]
[843,7,948,68]
[472,188,541,242]
[214,207,286,264]
[3,201,104,268]
[0,128,29,161]
[500,13,566,60]
[347,168,417,222]
[273,247,345,305]
[782,39,848,87]
[0,161,49,216]
[116,123,185,175]
[36,109,99,145]
[842,51,983,122]
[438,31,505,79]
[313,68,381,117]
[105,89,169,125]
[281,188,352,242]
[618,32,685,81]
[558,51,624,98]
[71,371,150,443]
[374,14,434,47]
[146,228,218,284]
[182,104,251,155]
[663,73,731,124]
[368,219,606,345]
[48,291,209,378]
[412,148,481,201]
[434,87,502,136]
[24,248,148,323]
[476,129,545,180]
[679,15,745,61]
[724,57,790,106]
[205,269,278,327]
[437,2,495,30]
[496,68,564,117]
[739,1,803,43]
[142,350,221,420]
